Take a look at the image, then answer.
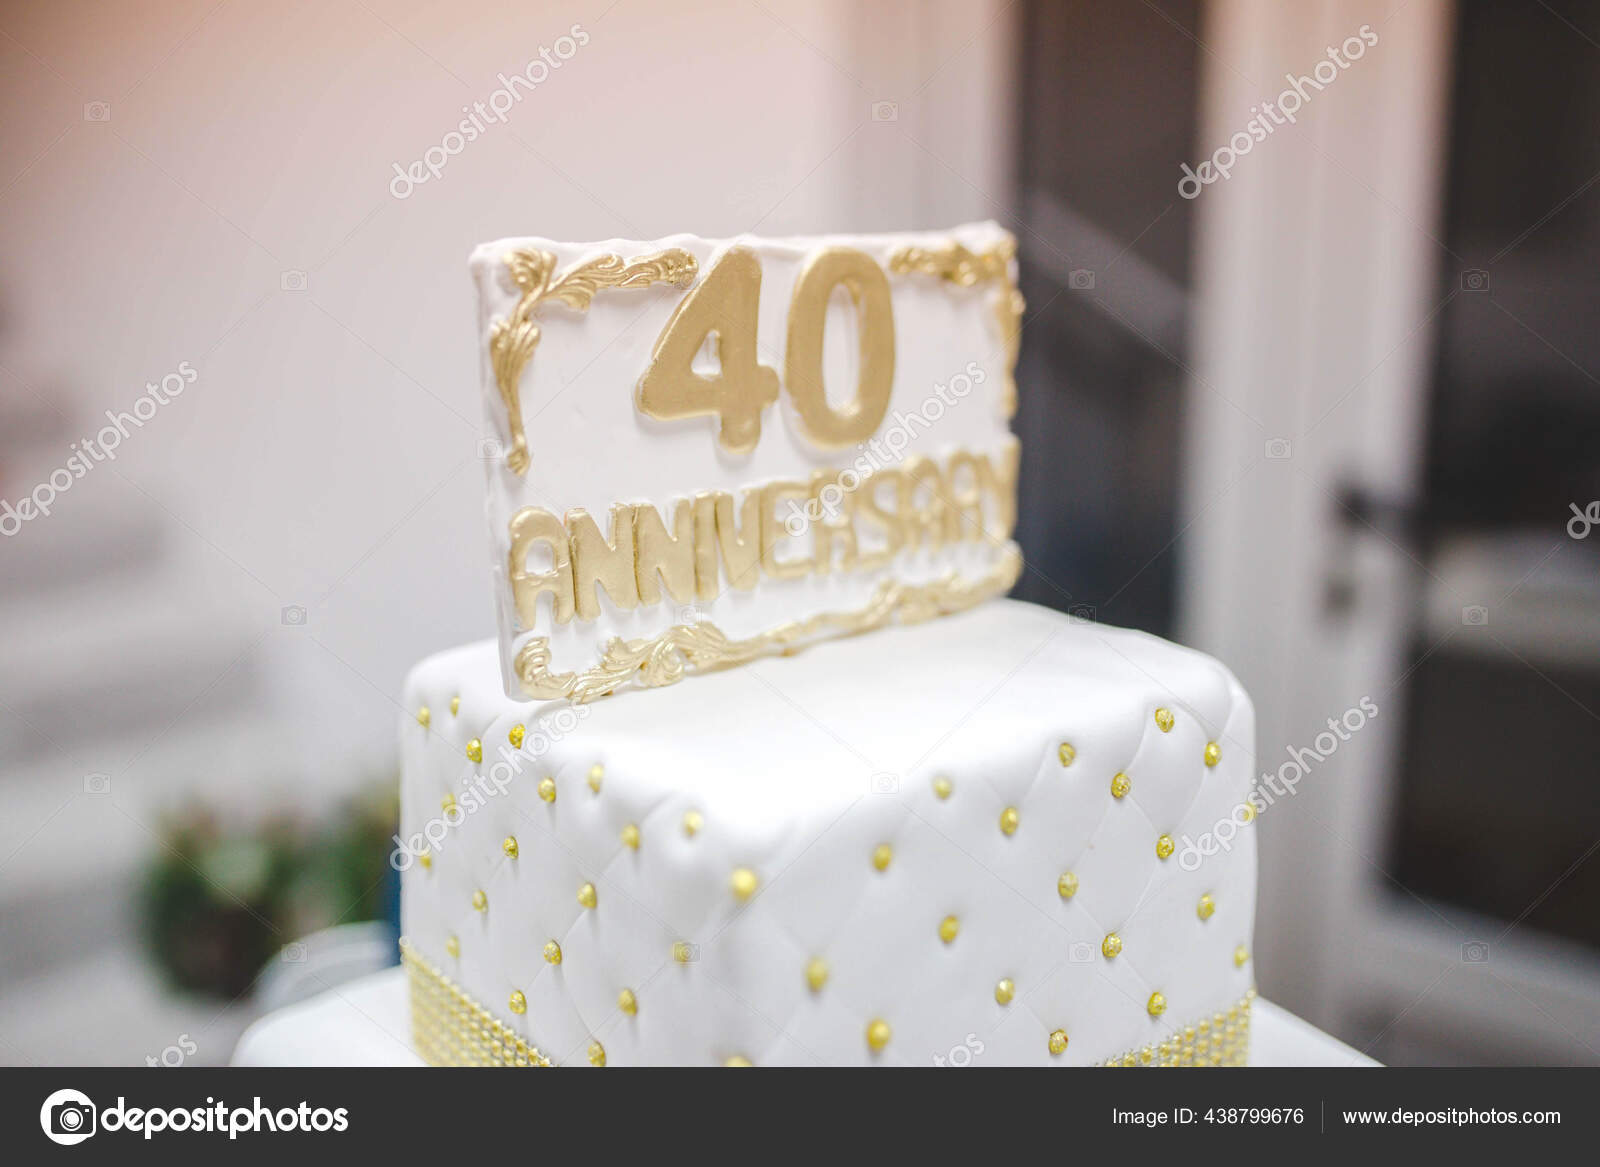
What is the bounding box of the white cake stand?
[232,968,1377,1067]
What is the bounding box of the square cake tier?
[397,598,1257,1066]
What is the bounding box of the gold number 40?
[636,246,896,452]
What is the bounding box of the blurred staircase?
[0,390,294,1064]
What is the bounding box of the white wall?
[0,0,1017,780]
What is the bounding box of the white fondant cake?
[396,599,1257,1066]
[395,222,1258,1066]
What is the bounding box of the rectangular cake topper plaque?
[471,222,1024,702]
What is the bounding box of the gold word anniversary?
[508,442,1018,628]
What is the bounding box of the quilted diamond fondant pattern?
[399,600,1257,1065]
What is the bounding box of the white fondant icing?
[398,599,1257,1066]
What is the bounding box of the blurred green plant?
[140,784,399,998]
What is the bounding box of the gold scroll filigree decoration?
[514,544,1022,703]
[888,239,1025,417]
[490,247,699,474]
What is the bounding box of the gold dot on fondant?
[872,843,893,872]
[621,823,640,850]
[587,1041,606,1067]
[673,940,694,963]
[1197,893,1216,920]
[471,889,487,912]
[1148,991,1167,1016]
[416,706,430,728]
[418,849,432,870]
[1241,802,1256,823]
[724,1055,752,1067]
[932,775,953,800]
[1155,707,1175,733]
[465,738,483,763]
[444,934,459,958]
[508,990,526,1015]
[543,940,562,965]
[578,882,597,909]
[502,836,519,859]
[1111,772,1131,799]
[939,915,960,944]
[1058,742,1076,766]
[537,777,557,802]
[866,1018,891,1052]
[999,806,1020,836]
[995,977,1015,1005]
[682,810,703,836]
[508,723,525,748]
[1057,871,1078,899]
[1233,945,1250,968]
[805,957,829,992]
[1204,741,1222,767]
[441,792,456,812]
[618,988,637,1016]
[730,867,759,901]
[1048,1029,1069,1055]
[588,763,604,792]
[1102,932,1123,959]
[449,695,460,716]
[1156,833,1175,860]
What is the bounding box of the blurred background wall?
[1,0,1596,1065]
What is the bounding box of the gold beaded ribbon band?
[404,939,1252,1067]
[402,941,552,1067]
[1100,990,1255,1067]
